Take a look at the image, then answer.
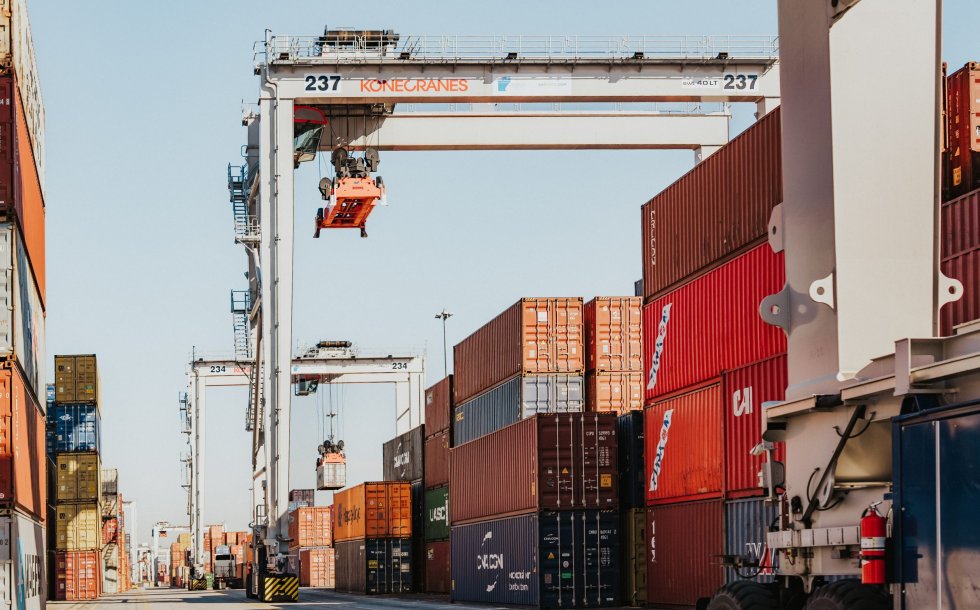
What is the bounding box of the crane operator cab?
[316,438,347,490]
[314,147,387,239]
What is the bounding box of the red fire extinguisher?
[860,502,887,584]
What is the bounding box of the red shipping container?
[942,250,980,335]
[641,107,782,302]
[646,500,724,606]
[299,547,336,588]
[423,429,449,489]
[584,296,643,372]
[940,189,980,334]
[0,361,46,521]
[287,506,333,548]
[722,355,787,496]
[450,413,618,525]
[645,383,723,504]
[55,550,102,600]
[586,370,644,415]
[454,298,584,404]
[944,63,980,200]
[425,540,450,594]
[102,517,118,545]
[424,376,453,437]
[643,244,785,401]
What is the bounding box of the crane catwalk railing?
[257,34,779,64]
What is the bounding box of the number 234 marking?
[305,75,341,91]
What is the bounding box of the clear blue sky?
[31,0,980,544]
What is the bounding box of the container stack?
[637,108,786,607]
[285,491,335,589]
[422,376,452,594]
[100,469,129,594]
[381,425,424,592]
[331,481,412,594]
[49,355,104,601]
[584,297,643,415]
[170,532,191,588]
[452,298,585,445]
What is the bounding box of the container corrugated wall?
[46,404,100,457]
[451,513,538,606]
[944,63,980,200]
[423,486,449,541]
[641,107,782,302]
[940,188,980,334]
[584,296,643,372]
[0,362,46,521]
[646,500,724,607]
[54,550,100,600]
[0,222,46,396]
[424,540,450,594]
[334,537,412,594]
[332,482,412,542]
[643,244,786,401]
[2,509,45,609]
[587,371,643,415]
[382,426,424,482]
[286,506,332,548]
[617,411,645,509]
[722,355,787,497]
[724,497,778,584]
[423,429,449,488]
[453,298,584,404]
[645,384,723,504]
[621,508,646,607]
[453,374,584,445]
[424,376,453,438]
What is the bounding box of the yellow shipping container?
[56,452,102,501]
[178,533,191,547]
[55,501,102,550]
[53,354,100,405]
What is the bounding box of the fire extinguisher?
[860,502,887,584]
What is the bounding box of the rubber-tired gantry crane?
[230,29,779,602]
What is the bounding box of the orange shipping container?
[332,481,412,542]
[0,361,45,521]
[454,297,584,404]
[13,80,45,304]
[208,524,224,542]
[54,550,101,601]
[586,370,643,415]
[287,506,333,548]
[300,547,336,588]
[584,297,643,372]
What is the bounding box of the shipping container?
[423,486,449,542]
[382,426,424,482]
[645,384,723,504]
[643,244,785,400]
[102,543,120,594]
[102,516,118,545]
[586,371,643,415]
[450,413,618,525]
[584,296,642,372]
[646,500,724,607]
[722,355,787,496]
[53,355,98,406]
[724,497,777,585]
[332,481,411,542]
[424,376,453,438]
[621,508,646,607]
[424,540,449,594]
[288,489,314,505]
[453,374,584,446]
[101,467,118,496]
[454,298,584,404]
[0,508,44,609]
[334,537,412,594]
[0,0,45,183]
[55,452,101,502]
[940,189,980,334]
[299,547,335,588]
[54,501,100,551]
[450,511,619,608]
[287,506,332,548]
[0,222,44,396]
[617,410,645,509]
[423,429,449,489]
[53,550,100,601]
[0,361,44,521]
[944,63,980,200]
[45,404,100,457]
[410,479,424,593]
[641,107,782,302]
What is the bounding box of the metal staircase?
[230,290,253,360]
[228,163,259,244]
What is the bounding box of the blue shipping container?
[451,511,619,608]
[617,410,645,509]
[453,374,584,446]
[45,404,101,457]
[724,497,777,584]
[893,399,980,609]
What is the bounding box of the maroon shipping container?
[423,429,449,489]
[424,540,450,594]
[453,298,584,404]
[646,500,724,607]
[424,376,453,437]
[722,355,787,497]
[645,383,723,504]
[641,107,782,302]
[643,243,786,401]
[449,413,618,524]
[944,63,980,200]
[940,189,980,334]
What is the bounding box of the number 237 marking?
[723,74,758,90]
[305,75,341,91]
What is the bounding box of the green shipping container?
[424,486,449,541]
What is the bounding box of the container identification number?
[304,75,342,92]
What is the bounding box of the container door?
[0,562,11,610]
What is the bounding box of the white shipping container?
[103,544,120,595]
[0,222,45,398]
[0,508,45,610]
[102,468,118,496]
[0,0,44,189]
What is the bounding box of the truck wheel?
[708,582,778,610]
[803,580,889,610]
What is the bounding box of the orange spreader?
[315,176,383,236]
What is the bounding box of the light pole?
[434,309,453,378]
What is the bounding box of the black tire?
[708,581,779,610]
[803,580,890,610]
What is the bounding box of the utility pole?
[434,309,453,378]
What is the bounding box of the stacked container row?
[422,376,452,594]
[286,503,334,588]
